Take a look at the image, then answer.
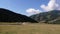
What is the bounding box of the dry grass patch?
[0,23,60,34]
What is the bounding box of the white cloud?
[26,0,60,16]
[26,8,41,15]
[40,0,59,11]
[26,8,40,13]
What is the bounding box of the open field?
[0,23,60,34]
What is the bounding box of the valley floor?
[0,23,60,34]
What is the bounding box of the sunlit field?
[0,23,60,34]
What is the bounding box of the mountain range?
[30,10,60,24]
[0,8,60,24]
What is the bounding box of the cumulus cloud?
[26,0,60,16]
[26,8,41,15]
[40,0,59,11]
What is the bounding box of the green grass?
[0,23,60,34]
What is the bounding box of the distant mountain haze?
[0,8,38,23]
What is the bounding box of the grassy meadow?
[0,23,60,34]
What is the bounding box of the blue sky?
[0,0,60,16]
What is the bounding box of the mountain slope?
[30,10,60,24]
[0,8,38,23]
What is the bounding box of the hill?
[0,8,38,23]
[30,10,60,24]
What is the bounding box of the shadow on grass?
[0,32,17,34]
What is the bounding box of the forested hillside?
[0,8,38,23]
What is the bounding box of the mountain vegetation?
[0,8,38,23]
[30,10,60,24]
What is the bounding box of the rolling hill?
[0,8,38,23]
